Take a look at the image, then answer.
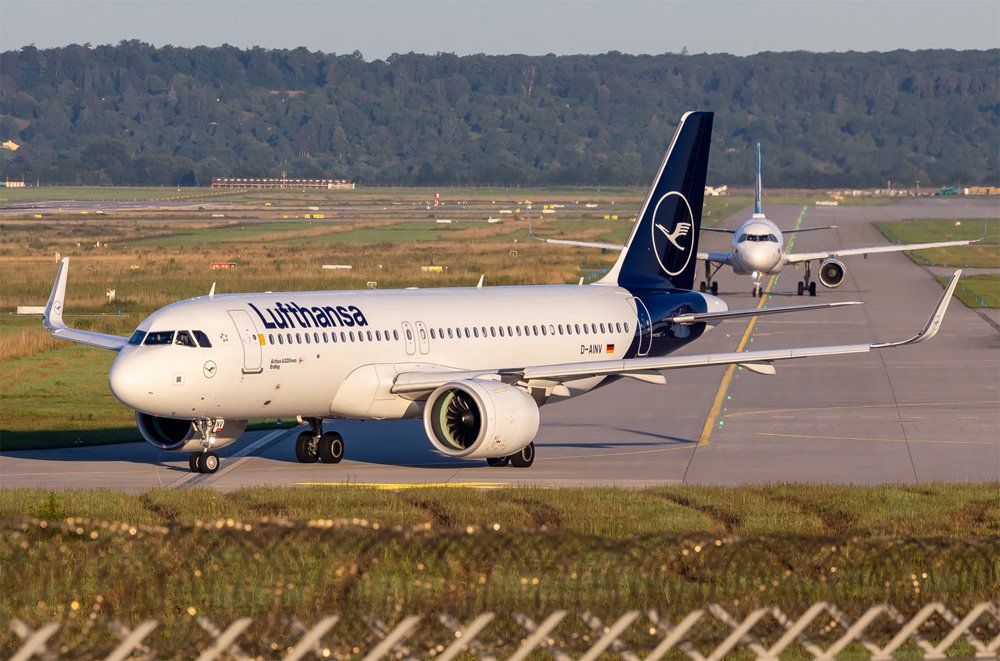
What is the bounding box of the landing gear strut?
[296,418,345,464]
[698,261,722,296]
[751,271,764,298]
[797,262,817,297]
[188,419,222,473]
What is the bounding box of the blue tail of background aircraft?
[754,142,763,215]
[599,111,713,292]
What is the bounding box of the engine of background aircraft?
[819,259,847,288]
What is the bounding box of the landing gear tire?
[808,281,817,297]
[487,456,509,467]
[318,432,345,464]
[710,281,718,296]
[196,451,219,474]
[295,431,319,463]
[510,442,535,468]
[699,281,707,293]
[797,281,804,296]
[752,285,761,298]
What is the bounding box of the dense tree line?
[0,43,996,187]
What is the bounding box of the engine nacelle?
[818,259,846,288]
[135,412,247,452]
[423,380,539,459]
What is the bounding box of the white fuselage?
[728,214,785,275]
[108,284,724,422]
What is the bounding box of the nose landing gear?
[188,418,223,473]
[751,271,765,298]
[189,451,220,474]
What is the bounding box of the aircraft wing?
[392,271,960,396]
[701,227,736,234]
[527,218,732,267]
[784,239,974,264]
[781,225,837,234]
[531,236,624,251]
[43,258,129,351]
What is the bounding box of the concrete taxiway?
[2,198,997,489]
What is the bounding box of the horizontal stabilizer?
[669,300,861,325]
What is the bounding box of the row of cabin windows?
[265,321,631,346]
[269,329,400,346]
[429,321,628,340]
[129,330,212,348]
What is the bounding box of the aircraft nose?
[108,351,144,410]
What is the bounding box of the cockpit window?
[128,330,146,346]
[738,233,748,243]
[766,234,779,242]
[193,330,212,348]
[175,331,197,347]
[144,331,175,345]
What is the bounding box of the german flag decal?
[606,344,615,353]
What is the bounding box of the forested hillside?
[0,43,996,187]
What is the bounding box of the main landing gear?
[486,442,535,468]
[796,262,817,297]
[698,261,722,296]
[295,418,345,464]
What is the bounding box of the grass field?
[874,218,999,268]
[874,218,999,309]
[1,485,997,657]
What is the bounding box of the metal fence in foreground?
[7,601,999,661]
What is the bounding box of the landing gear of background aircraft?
[700,261,722,296]
[318,432,344,464]
[798,262,817,297]
[751,271,764,298]
[189,451,219,473]
[510,442,535,468]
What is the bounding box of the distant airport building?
[211,177,355,190]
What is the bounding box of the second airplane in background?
[532,143,977,297]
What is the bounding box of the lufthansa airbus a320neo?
[43,112,961,473]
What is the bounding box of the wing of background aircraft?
[392,271,960,396]
[784,239,976,264]
[43,258,128,351]
[527,218,733,265]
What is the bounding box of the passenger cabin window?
[175,331,197,348]
[144,331,174,345]
[128,330,146,346]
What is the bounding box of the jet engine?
[135,413,247,452]
[423,380,539,459]
[818,259,846,288]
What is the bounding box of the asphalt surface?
[2,198,997,490]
